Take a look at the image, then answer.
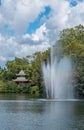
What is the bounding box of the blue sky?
[26,6,51,34]
[3,24,15,36]
[70,0,78,6]
[0,0,84,67]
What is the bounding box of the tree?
[5,57,29,80]
[55,24,84,97]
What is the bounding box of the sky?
[0,0,84,67]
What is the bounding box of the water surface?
[0,94,84,130]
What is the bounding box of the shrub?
[29,86,40,97]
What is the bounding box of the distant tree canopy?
[55,24,84,97]
[57,24,84,57]
[0,49,50,96]
[1,57,29,80]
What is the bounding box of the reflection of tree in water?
[68,101,84,130]
[28,101,47,114]
[0,93,28,100]
[2,100,47,114]
[1,100,84,130]
[74,101,84,116]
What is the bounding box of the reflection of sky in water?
[0,99,84,130]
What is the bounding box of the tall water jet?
[42,46,74,99]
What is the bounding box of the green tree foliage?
[56,24,84,97]
[28,50,50,96]
[1,57,29,80]
[0,49,50,96]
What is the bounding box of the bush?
[29,86,40,97]
[0,80,40,97]
[4,81,17,93]
[16,83,30,93]
[0,80,5,92]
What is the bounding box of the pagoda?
[13,70,28,84]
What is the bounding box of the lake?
[0,94,84,130]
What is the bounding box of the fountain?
[42,46,74,99]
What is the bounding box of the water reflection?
[0,93,30,100]
[0,100,47,114]
[0,95,84,130]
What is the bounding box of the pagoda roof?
[13,70,29,83]
[16,70,27,76]
[13,77,28,83]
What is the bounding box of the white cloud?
[0,0,84,34]
[46,0,70,29]
[15,42,50,57]
[0,0,84,66]
[67,2,84,27]
[0,13,5,28]
[0,33,50,66]
[23,24,49,42]
[0,0,45,34]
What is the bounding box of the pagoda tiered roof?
[16,70,27,76]
[13,70,28,83]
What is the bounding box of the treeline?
[0,49,50,97]
[0,24,84,98]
